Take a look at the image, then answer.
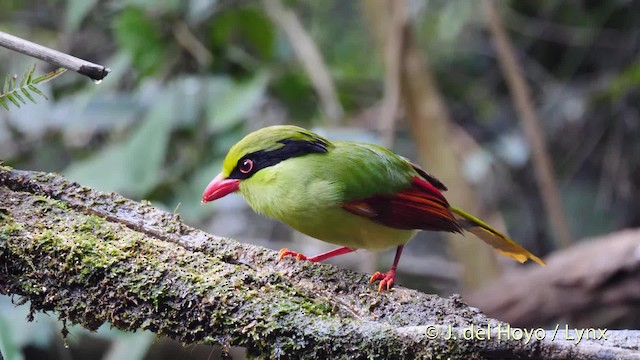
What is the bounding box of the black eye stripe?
[228,139,329,180]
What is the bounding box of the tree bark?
[0,167,637,359]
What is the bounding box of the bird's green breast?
[238,142,417,250]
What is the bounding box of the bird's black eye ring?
[239,159,254,174]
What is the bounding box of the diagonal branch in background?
[0,167,636,358]
[483,0,573,248]
[0,31,110,81]
[262,0,344,124]
[172,22,213,68]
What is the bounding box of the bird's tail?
[450,207,545,266]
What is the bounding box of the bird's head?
[201,125,333,203]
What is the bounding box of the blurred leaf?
[210,7,276,60]
[41,52,136,127]
[114,7,166,76]
[305,1,380,82]
[171,160,222,223]
[0,296,57,354]
[187,0,218,23]
[0,296,152,360]
[437,0,475,43]
[64,94,174,196]
[103,330,154,360]
[207,72,269,131]
[270,71,316,120]
[211,125,245,155]
[414,0,478,63]
[0,316,23,360]
[65,0,99,30]
[606,60,640,99]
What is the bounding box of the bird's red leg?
[370,245,404,292]
[278,246,354,262]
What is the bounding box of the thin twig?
[0,31,110,81]
[483,0,573,248]
[262,0,344,123]
[173,21,213,68]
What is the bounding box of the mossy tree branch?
[0,167,636,359]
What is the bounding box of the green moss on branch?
[0,168,634,359]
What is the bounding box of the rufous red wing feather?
[342,176,462,233]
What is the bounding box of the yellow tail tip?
[499,250,546,266]
[529,254,546,266]
[450,207,546,267]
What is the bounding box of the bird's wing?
[335,143,544,265]
[329,142,459,233]
[329,143,445,196]
[342,176,462,233]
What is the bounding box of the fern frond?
[33,67,67,84]
[0,65,67,110]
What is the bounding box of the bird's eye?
[239,159,254,174]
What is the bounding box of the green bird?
[202,125,545,291]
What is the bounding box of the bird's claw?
[369,270,396,292]
[277,248,308,262]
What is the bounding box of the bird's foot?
[369,269,396,292]
[277,248,309,262]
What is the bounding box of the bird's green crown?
[221,125,334,179]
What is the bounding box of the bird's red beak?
[201,174,240,203]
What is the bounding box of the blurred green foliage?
[115,7,168,76]
[1,0,640,358]
[211,7,276,61]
